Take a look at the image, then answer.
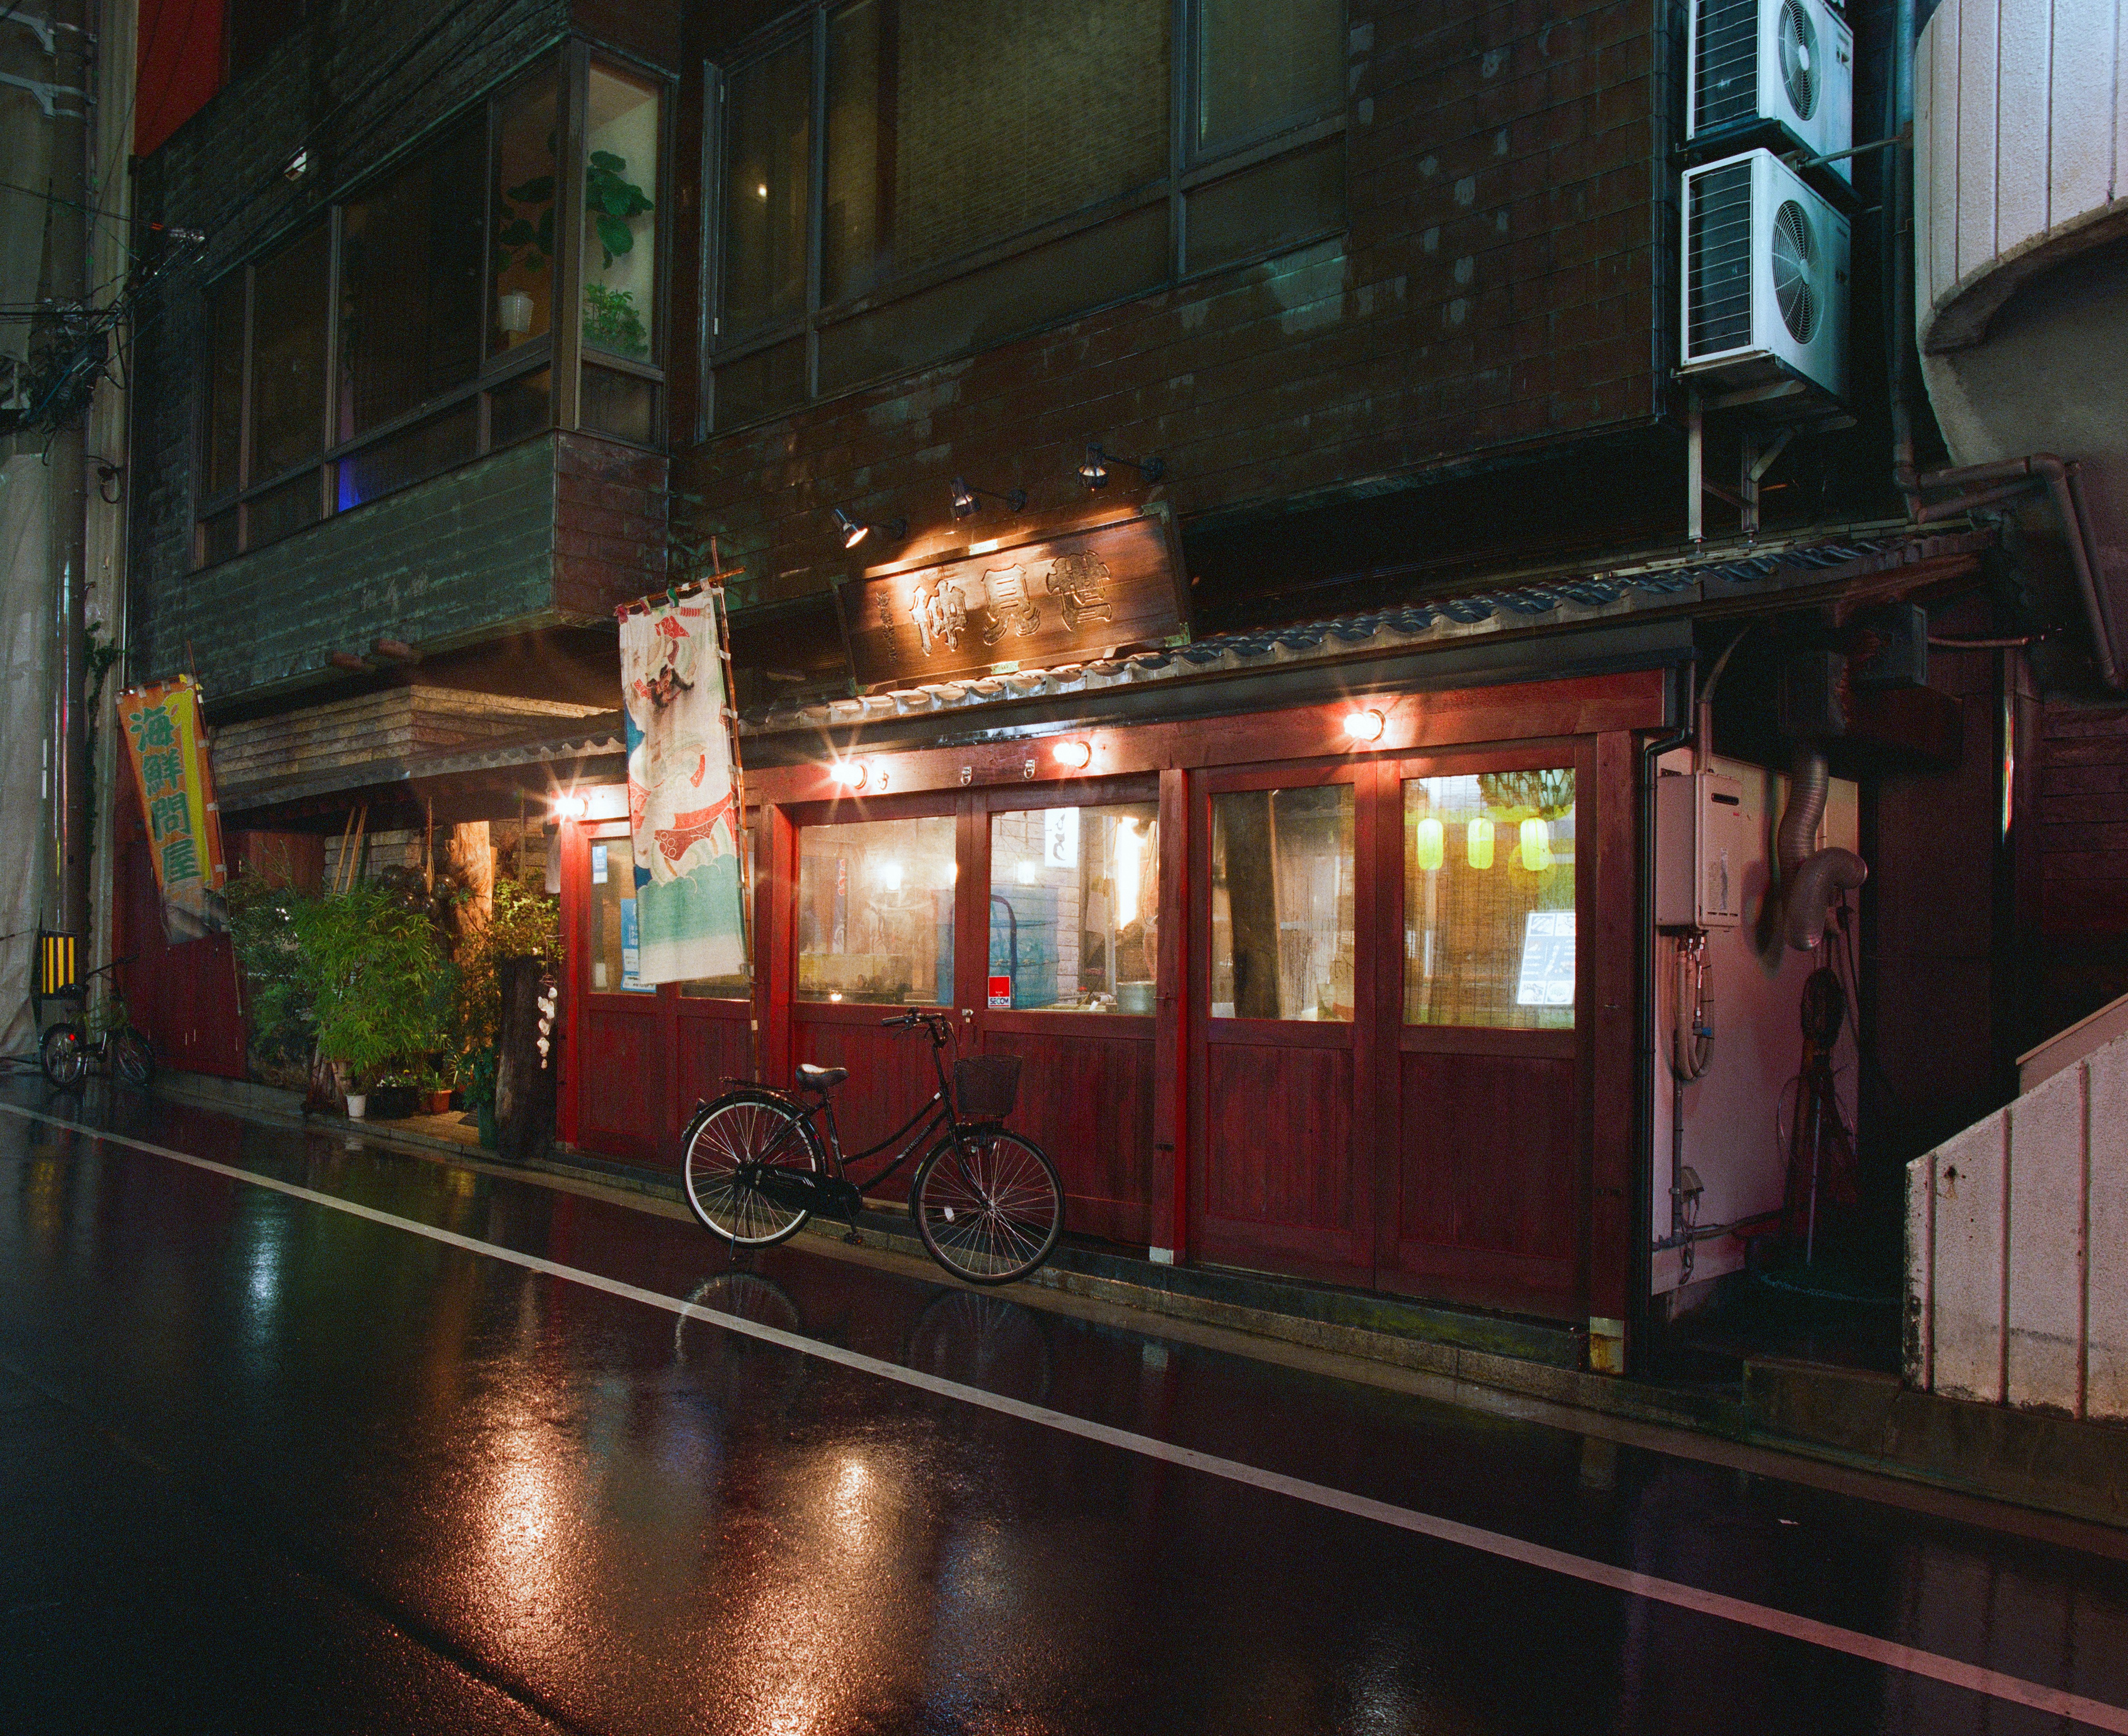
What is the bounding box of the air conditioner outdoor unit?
[1680,149,1849,402]
[1688,0,1853,179]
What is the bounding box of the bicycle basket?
[953,1054,1021,1120]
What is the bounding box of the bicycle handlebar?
[879,1008,954,1044]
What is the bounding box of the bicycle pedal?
[842,1229,865,1246]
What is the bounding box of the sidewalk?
[155,1069,2128,1535]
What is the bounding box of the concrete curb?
[148,1071,2128,1530]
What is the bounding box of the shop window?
[989,803,1159,1012]
[798,815,956,1003]
[1404,772,1576,1030]
[1210,785,1354,1021]
[194,53,668,567]
[712,0,1345,425]
[588,836,655,993]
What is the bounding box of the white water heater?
[1656,770,1749,930]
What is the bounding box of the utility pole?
[45,0,93,940]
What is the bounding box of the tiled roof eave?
[746,524,1993,740]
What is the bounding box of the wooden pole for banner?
[704,537,761,1084]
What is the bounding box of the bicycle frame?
[725,1013,977,1199]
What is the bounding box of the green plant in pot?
[288,883,453,1116]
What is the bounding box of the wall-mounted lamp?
[1343,708,1385,743]
[1052,739,1093,770]
[830,759,869,791]
[1078,442,1164,491]
[551,793,589,822]
[832,507,907,551]
[950,476,1028,519]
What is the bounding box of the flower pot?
[346,1093,368,1119]
[366,1084,420,1120]
[425,1089,454,1116]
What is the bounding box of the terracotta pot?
[425,1089,454,1115]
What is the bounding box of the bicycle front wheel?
[39,1023,87,1089]
[682,1092,822,1248]
[912,1130,1064,1285]
[114,1027,156,1087]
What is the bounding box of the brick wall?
[136,436,560,696]
[2037,698,2128,1028]
[680,0,1665,615]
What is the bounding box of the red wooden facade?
[558,666,1666,1326]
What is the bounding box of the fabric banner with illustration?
[619,598,746,985]
[117,676,228,943]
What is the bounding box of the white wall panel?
[1955,0,2001,286]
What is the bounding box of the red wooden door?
[785,791,965,1192]
[1188,762,1377,1283]
[1372,741,1592,1318]
[972,777,1161,1247]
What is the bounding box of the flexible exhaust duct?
[1778,741,1867,949]
[1778,742,1829,882]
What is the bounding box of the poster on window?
[117,676,229,944]
[619,598,747,985]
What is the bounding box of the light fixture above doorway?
[1077,442,1164,490]
[950,476,1028,518]
[832,508,907,551]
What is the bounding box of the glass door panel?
[1209,783,1354,1021]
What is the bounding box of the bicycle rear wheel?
[911,1130,1064,1285]
[113,1026,155,1087]
[39,1024,87,1089]
[681,1092,823,1248]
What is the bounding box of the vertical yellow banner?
[117,676,228,942]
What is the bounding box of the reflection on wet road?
[5,1083,2128,1734]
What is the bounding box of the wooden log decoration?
[1223,792,1282,1019]
[494,955,558,1166]
[444,821,494,937]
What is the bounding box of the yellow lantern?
[1466,816,1495,870]
[1415,815,1444,872]
[1520,816,1552,871]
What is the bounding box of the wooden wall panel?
[1390,1049,1578,1315]
[985,1030,1155,1246]
[675,1010,754,1125]
[1201,1046,1355,1235]
[580,1003,665,1161]
[791,1018,946,1179]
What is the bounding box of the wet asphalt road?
[4,1082,2128,1735]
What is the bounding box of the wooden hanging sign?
[837,506,1186,692]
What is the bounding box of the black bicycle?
[39,960,154,1090]
[679,1009,1066,1285]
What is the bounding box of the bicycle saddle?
[795,1064,848,1092]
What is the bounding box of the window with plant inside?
[195,49,668,569]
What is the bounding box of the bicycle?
[679,1008,1066,1285]
[39,959,155,1090]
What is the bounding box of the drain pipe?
[1915,454,2122,690]
[1888,0,1921,519]
[1635,653,1698,1367]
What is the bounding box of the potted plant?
[286,883,452,1121]
[420,1068,455,1116]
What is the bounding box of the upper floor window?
[709,0,1345,428]
[195,49,667,569]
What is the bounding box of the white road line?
[9,1100,2126,1735]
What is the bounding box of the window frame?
[193,43,672,570]
[704,0,1347,434]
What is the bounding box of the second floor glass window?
[711,0,1347,426]
[193,50,666,568]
